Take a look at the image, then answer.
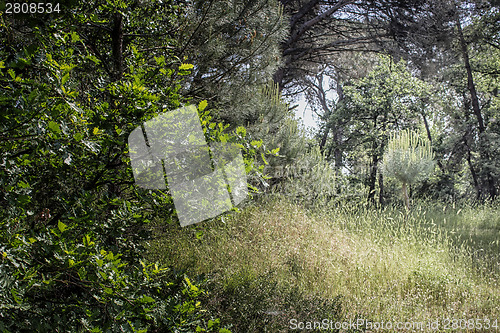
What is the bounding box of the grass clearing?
[146,197,500,332]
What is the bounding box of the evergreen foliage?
[382,129,435,209]
[180,0,288,127]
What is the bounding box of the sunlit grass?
[146,197,500,332]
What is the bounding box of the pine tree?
[382,129,435,209]
[179,0,288,127]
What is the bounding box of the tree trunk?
[273,67,285,92]
[402,182,410,210]
[367,112,380,204]
[319,125,330,152]
[333,129,343,169]
[112,12,124,81]
[456,16,484,132]
[333,77,344,169]
[378,172,384,206]
[422,112,444,172]
[456,9,496,200]
[367,142,378,204]
[465,140,481,200]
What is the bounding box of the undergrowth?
[146,197,500,332]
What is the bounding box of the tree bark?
[464,137,481,200]
[456,13,484,133]
[421,112,445,172]
[456,10,496,199]
[112,12,124,81]
[332,129,343,169]
[367,129,378,204]
[378,172,384,206]
[319,127,330,151]
[273,67,285,92]
[402,182,410,210]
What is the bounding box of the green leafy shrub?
[0,2,235,331]
[0,210,231,332]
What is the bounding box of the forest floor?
[146,197,500,332]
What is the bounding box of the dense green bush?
[0,1,239,331]
[0,213,228,332]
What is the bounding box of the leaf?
[261,152,268,165]
[17,195,31,205]
[71,31,80,42]
[11,289,21,304]
[208,318,220,328]
[83,234,94,246]
[154,56,165,65]
[105,251,114,260]
[139,295,155,303]
[18,181,30,189]
[7,69,15,79]
[250,140,262,148]
[236,126,246,137]
[48,121,61,134]
[179,63,194,70]
[93,127,99,135]
[184,276,199,292]
[61,73,69,86]
[58,221,67,232]
[96,259,103,268]
[198,100,208,111]
[73,132,83,141]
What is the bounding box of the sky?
[295,98,318,131]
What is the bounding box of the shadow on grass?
[201,270,344,333]
[420,204,500,275]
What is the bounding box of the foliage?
[0,0,245,331]
[0,215,223,332]
[388,0,500,201]
[338,55,431,204]
[199,103,280,195]
[271,146,337,207]
[382,129,435,186]
[275,0,432,92]
[180,0,288,125]
[382,129,435,209]
[243,82,308,193]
